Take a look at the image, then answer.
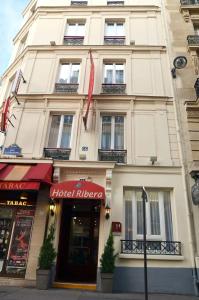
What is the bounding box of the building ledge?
[119,254,184,261]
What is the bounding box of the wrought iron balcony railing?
[71,0,88,5]
[55,83,79,93]
[64,36,84,45]
[102,83,126,94]
[121,240,182,256]
[98,149,127,163]
[180,0,199,5]
[44,148,71,160]
[187,35,199,45]
[107,0,124,5]
[194,78,199,97]
[104,36,125,45]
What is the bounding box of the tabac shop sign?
[0,182,40,190]
[50,180,105,200]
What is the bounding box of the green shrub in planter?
[100,232,117,293]
[38,224,57,269]
[36,224,57,289]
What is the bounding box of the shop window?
[0,196,36,277]
[124,189,173,241]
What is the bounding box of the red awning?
[50,180,105,200]
[0,163,52,190]
[0,163,7,171]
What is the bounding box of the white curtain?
[148,191,160,236]
[101,116,111,149]
[48,115,60,147]
[115,64,124,84]
[164,191,173,241]
[60,115,73,148]
[114,116,124,149]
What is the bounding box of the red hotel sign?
[0,181,40,190]
[50,180,105,200]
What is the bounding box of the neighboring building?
[0,0,196,295]
[165,0,199,295]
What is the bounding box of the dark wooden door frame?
[56,199,101,283]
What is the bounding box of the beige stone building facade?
[0,0,197,295]
[165,0,199,295]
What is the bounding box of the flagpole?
[142,187,148,300]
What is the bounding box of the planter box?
[100,272,113,293]
[36,269,51,290]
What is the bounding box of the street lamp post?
[142,187,148,300]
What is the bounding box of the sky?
[0,0,29,76]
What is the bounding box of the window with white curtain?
[124,189,173,241]
[58,63,80,84]
[194,24,199,35]
[66,22,85,36]
[48,115,73,148]
[105,21,124,36]
[104,63,124,84]
[101,115,124,150]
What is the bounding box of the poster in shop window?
[6,209,35,276]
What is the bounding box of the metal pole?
[142,187,148,300]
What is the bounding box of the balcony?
[101,84,126,94]
[71,0,88,5]
[44,148,71,160]
[107,0,124,5]
[180,0,199,21]
[121,240,182,256]
[104,36,125,45]
[187,35,199,45]
[64,36,84,45]
[181,0,199,4]
[55,83,78,93]
[194,78,199,97]
[98,149,127,163]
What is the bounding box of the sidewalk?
[0,287,198,300]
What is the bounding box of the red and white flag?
[0,97,11,132]
[83,50,95,129]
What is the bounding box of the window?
[104,63,124,84]
[58,63,80,84]
[104,21,125,45]
[17,32,28,56]
[107,0,124,5]
[194,24,199,35]
[71,0,88,5]
[64,22,85,45]
[66,22,85,36]
[101,115,124,150]
[48,115,73,148]
[124,189,173,241]
[105,22,124,37]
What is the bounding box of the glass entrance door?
[56,200,100,283]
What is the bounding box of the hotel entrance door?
[56,200,100,283]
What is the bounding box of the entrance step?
[53,282,96,291]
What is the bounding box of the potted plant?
[36,224,57,289]
[100,232,117,293]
